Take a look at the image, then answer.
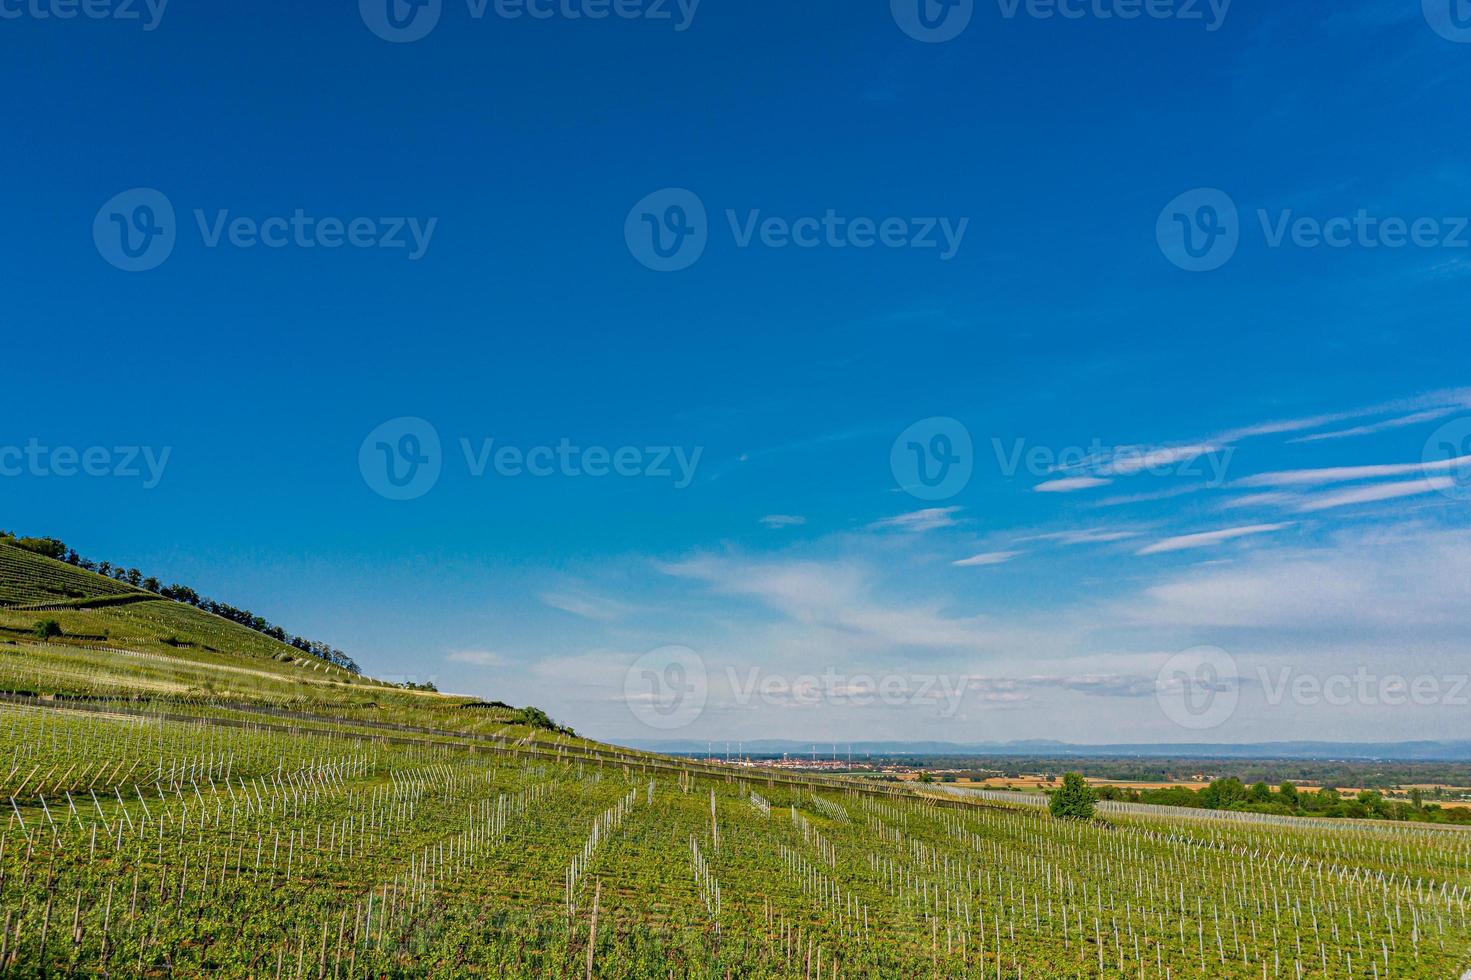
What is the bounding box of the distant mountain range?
[623,738,1471,762]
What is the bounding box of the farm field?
[2,544,1470,977]
[4,696,1471,978]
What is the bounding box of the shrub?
[33,619,63,639]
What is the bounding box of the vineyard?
[0,549,1469,976]
[0,690,1469,977]
[0,547,144,609]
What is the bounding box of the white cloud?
[1035,476,1113,493]
[661,554,997,651]
[868,507,963,532]
[953,551,1022,567]
[1126,525,1471,631]
[1218,491,1296,510]
[1213,388,1471,444]
[447,650,509,667]
[1295,477,1454,512]
[1022,528,1142,545]
[1097,484,1205,507]
[1288,408,1458,444]
[539,590,632,622]
[759,514,807,529]
[1136,523,1294,556]
[1236,456,1469,488]
[1094,444,1220,477]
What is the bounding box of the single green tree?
[33,619,62,639]
[1050,772,1097,821]
[1201,777,1246,810]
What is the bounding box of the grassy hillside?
[0,544,146,608]
[0,541,545,734]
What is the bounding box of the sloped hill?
[0,543,148,607]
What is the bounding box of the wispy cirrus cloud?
[1056,444,1221,478]
[539,590,633,622]
[1035,476,1113,493]
[447,650,509,667]
[759,514,807,529]
[1218,491,1297,510]
[1295,477,1453,512]
[1136,523,1295,556]
[1019,528,1143,546]
[953,551,1022,567]
[868,507,963,532]
[1288,408,1458,444]
[1236,454,1470,489]
[1214,388,1471,444]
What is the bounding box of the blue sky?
[4,0,1471,746]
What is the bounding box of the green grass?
[0,546,144,607]
[1,551,1469,977]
